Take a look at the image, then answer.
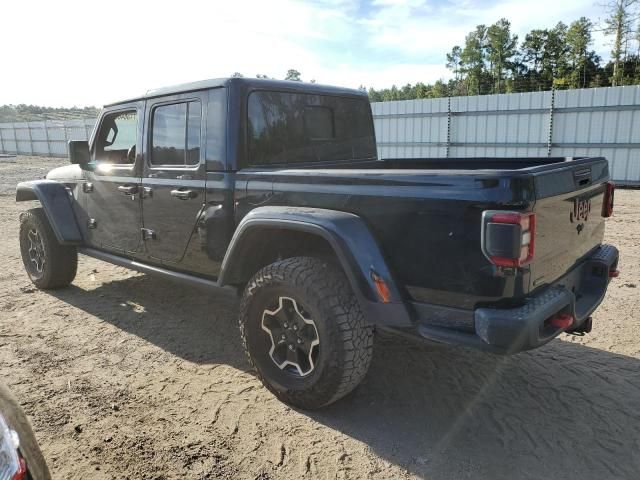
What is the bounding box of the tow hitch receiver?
[567,317,593,336]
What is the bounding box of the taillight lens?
[0,412,25,480]
[602,181,615,217]
[482,211,536,268]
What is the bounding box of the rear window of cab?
[247,91,376,166]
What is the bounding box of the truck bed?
[239,156,610,315]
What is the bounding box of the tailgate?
[529,158,610,291]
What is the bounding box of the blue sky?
[2,0,607,107]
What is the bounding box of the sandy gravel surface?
[1,156,639,479]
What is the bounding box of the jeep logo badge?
[570,197,591,223]
[570,197,591,234]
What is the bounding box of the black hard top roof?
[104,77,367,107]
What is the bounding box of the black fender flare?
[16,180,83,245]
[219,206,412,327]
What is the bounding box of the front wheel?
[239,256,374,409]
[19,208,78,289]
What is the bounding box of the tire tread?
[19,208,77,289]
[239,256,373,409]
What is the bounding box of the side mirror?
[68,140,90,165]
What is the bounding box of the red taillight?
[482,211,536,268]
[602,181,615,217]
[14,458,27,480]
[0,412,25,480]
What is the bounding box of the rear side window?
[247,91,375,166]
[205,88,227,170]
[151,101,201,166]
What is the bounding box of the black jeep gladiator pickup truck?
[16,78,619,409]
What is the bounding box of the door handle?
[118,185,138,195]
[170,189,196,200]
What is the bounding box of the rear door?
[139,92,207,264]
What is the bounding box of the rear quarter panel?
[236,168,537,309]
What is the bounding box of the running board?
[78,247,220,291]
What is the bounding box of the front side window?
[95,110,137,164]
[247,91,375,166]
[151,101,201,166]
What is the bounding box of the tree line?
[0,104,100,123]
[232,69,313,82]
[367,0,640,101]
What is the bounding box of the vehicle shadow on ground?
[51,274,640,480]
[51,273,249,372]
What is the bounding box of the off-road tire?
[239,256,374,409]
[19,208,77,289]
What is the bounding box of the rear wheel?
[239,256,374,409]
[19,208,77,289]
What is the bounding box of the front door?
[140,93,207,264]
[84,104,143,254]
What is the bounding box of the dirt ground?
[1,155,639,480]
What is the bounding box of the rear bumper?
[408,244,619,354]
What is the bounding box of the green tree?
[486,19,519,93]
[415,82,430,98]
[602,0,639,85]
[284,69,302,81]
[460,25,488,95]
[521,29,548,90]
[400,83,414,99]
[367,88,382,102]
[635,26,640,81]
[546,22,570,87]
[430,80,449,98]
[231,72,244,78]
[446,46,463,80]
[382,85,400,101]
[566,17,600,88]
[522,25,566,90]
